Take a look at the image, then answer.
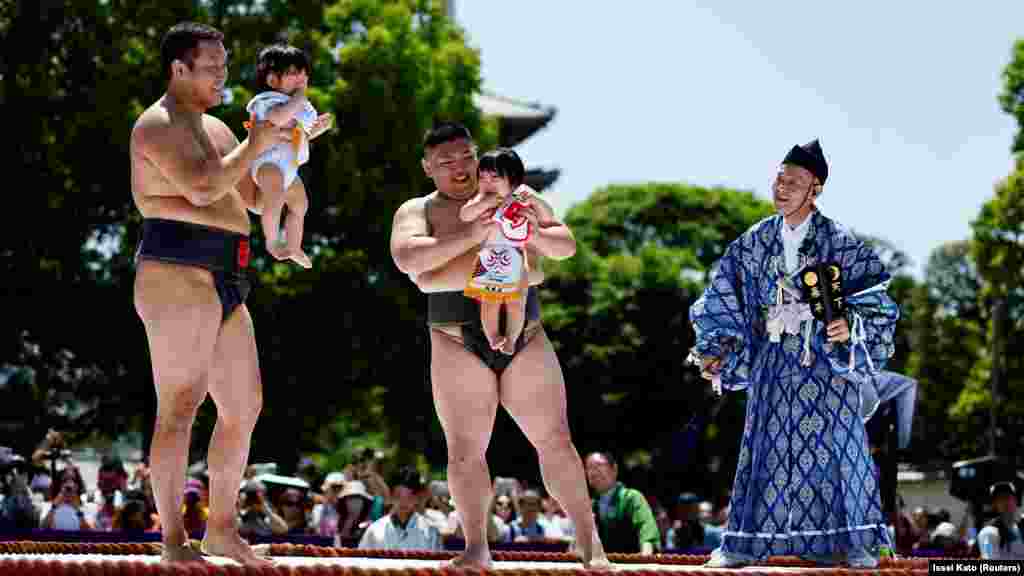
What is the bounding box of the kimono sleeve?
[689,241,758,392]
[824,239,900,381]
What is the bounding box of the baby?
[245,44,332,268]
[461,149,555,355]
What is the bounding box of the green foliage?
[0,0,493,470]
[999,38,1024,154]
[5,2,1021,482]
[540,182,773,500]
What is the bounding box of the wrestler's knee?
[219,388,263,431]
[446,437,487,469]
[532,427,574,456]
[156,384,206,430]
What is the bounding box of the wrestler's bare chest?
[425,194,472,238]
[132,115,249,233]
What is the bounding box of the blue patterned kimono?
[689,210,900,561]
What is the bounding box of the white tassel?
[801,319,814,367]
[847,312,874,373]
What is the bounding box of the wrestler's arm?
[390,197,489,276]
[525,194,575,260]
[459,191,498,222]
[527,192,558,224]
[131,110,264,207]
[413,247,545,293]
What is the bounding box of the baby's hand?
[485,193,504,209]
[514,184,535,201]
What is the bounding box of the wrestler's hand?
[519,204,542,235]
[700,356,722,380]
[470,213,497,242]
[826,318,850,343]
[309,113,334,140]
[249,120,292,153]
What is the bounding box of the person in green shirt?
[585,452,661,554]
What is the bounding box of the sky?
[455,1,1024,278]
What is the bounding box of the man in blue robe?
[689,140,900,568]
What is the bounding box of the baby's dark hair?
[254,44,309,92]
[477,148,525,189]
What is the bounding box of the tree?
[207,0,500,471]
[535,182,774,502]
[962,165,1024,464]
[999,38,1024,154]
[947,36,1024,465]
[904,242,986,460]
[0,0,496,472]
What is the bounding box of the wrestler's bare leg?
[282,183,312,269]
[480,301,504,351]
[256,164,289,261]
[500,330,610,568]
[135,261,219,563]
[430,329,499,569]
[200,304,272,567]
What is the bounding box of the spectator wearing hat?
[311,472,346,538]
[359,466,440,550]
[421,480,455,536]
[335,480,374,547]
[237,479,288,539]
[978,482,1024,559]
[276,487,310,534]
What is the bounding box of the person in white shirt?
[359,467,440,551]
[978,482,1024,560]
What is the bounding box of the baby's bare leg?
[480,301,503,351]
[282,180,312,269]
[501,298,527,356]
[501,249,531,355]
[256,164,288,260]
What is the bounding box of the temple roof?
[525,167,560,193]
[474,91,557,148]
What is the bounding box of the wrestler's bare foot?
[160,542,206,564]
[267,241,291,262]
[201,531,274,567]
[447,545,492,570]
[583,555,614,570]
[289,249,312,269]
